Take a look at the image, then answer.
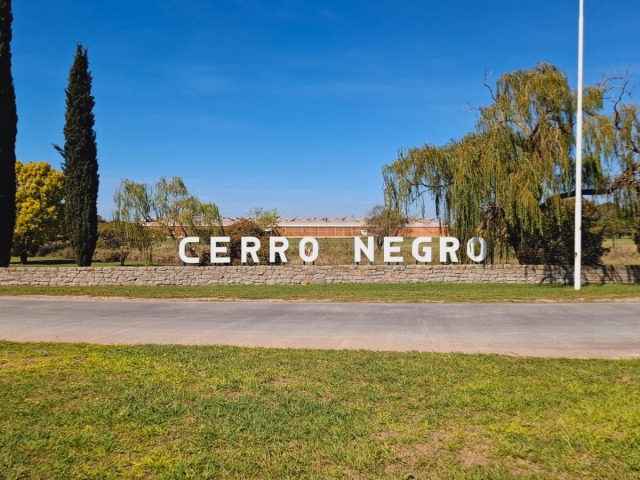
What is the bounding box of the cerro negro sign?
[178,236,488,264]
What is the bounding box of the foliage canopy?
[223,217,282,265]
[364,204,409,250]
[12,161,65,263]
[383,63,639,264]
[0,0,17,267]
[112,176,222,264]
[248,206,281,233]
[55,44,99,267]
[152,176,222,242]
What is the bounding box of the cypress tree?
[0,0,17,268]
[56,45,99,266]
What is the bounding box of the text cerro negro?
[179,236,488,264]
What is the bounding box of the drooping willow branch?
[382,63,640,261]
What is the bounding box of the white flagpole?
[574,0,584,290]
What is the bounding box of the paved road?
[0,297,638,358]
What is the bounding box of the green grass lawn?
[0,283,638,303]
[604,237,637,246]
[1,342,638,479]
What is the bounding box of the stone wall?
[0,264,638,286]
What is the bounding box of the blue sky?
[12,0,640,219]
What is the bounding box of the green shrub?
[518,200,608,265]
[223,218,281,265]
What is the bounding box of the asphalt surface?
[0,297,638,358]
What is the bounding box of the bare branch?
[466,101,482,113]
[52,144,66,161]
[483,70,497,102]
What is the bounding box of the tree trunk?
[19,252,27,264]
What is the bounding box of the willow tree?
[152,176,222,243]
[590,78,640,251]
[112,179,156,264]
[384,63,638,263]
[112,176,222,263]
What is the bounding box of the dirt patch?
[457,436,492,469]
[505,456,545,477]
[272,376,295,386]
[382,429,496,473]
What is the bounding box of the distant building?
[145,216,445,238]
[258,216,443,238]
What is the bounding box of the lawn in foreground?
[0,282,639,302]
[1,342,639,479]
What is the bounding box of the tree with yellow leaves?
[12,161,65,263]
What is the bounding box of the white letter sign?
[269,237,289,263]
[354,237,374,263]
[466,237,488,263]
[179,237,200,264]
[383,237,404,263]
[299,237,319,263]
[210,236,231,264]
[241,237,261,263]
[411,237,432,263]
[439,236,460,263]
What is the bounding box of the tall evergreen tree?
[0,0,17,268]
[55,45,99,266]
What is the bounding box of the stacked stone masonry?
[0,264,638,286]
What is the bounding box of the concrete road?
[0,297,638,358]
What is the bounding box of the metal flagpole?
[574,0,584,290]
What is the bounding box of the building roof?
[232,216,441,228]
[144,216,442,229]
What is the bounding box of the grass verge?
[0,283,638,302]
[1,342,638,479]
